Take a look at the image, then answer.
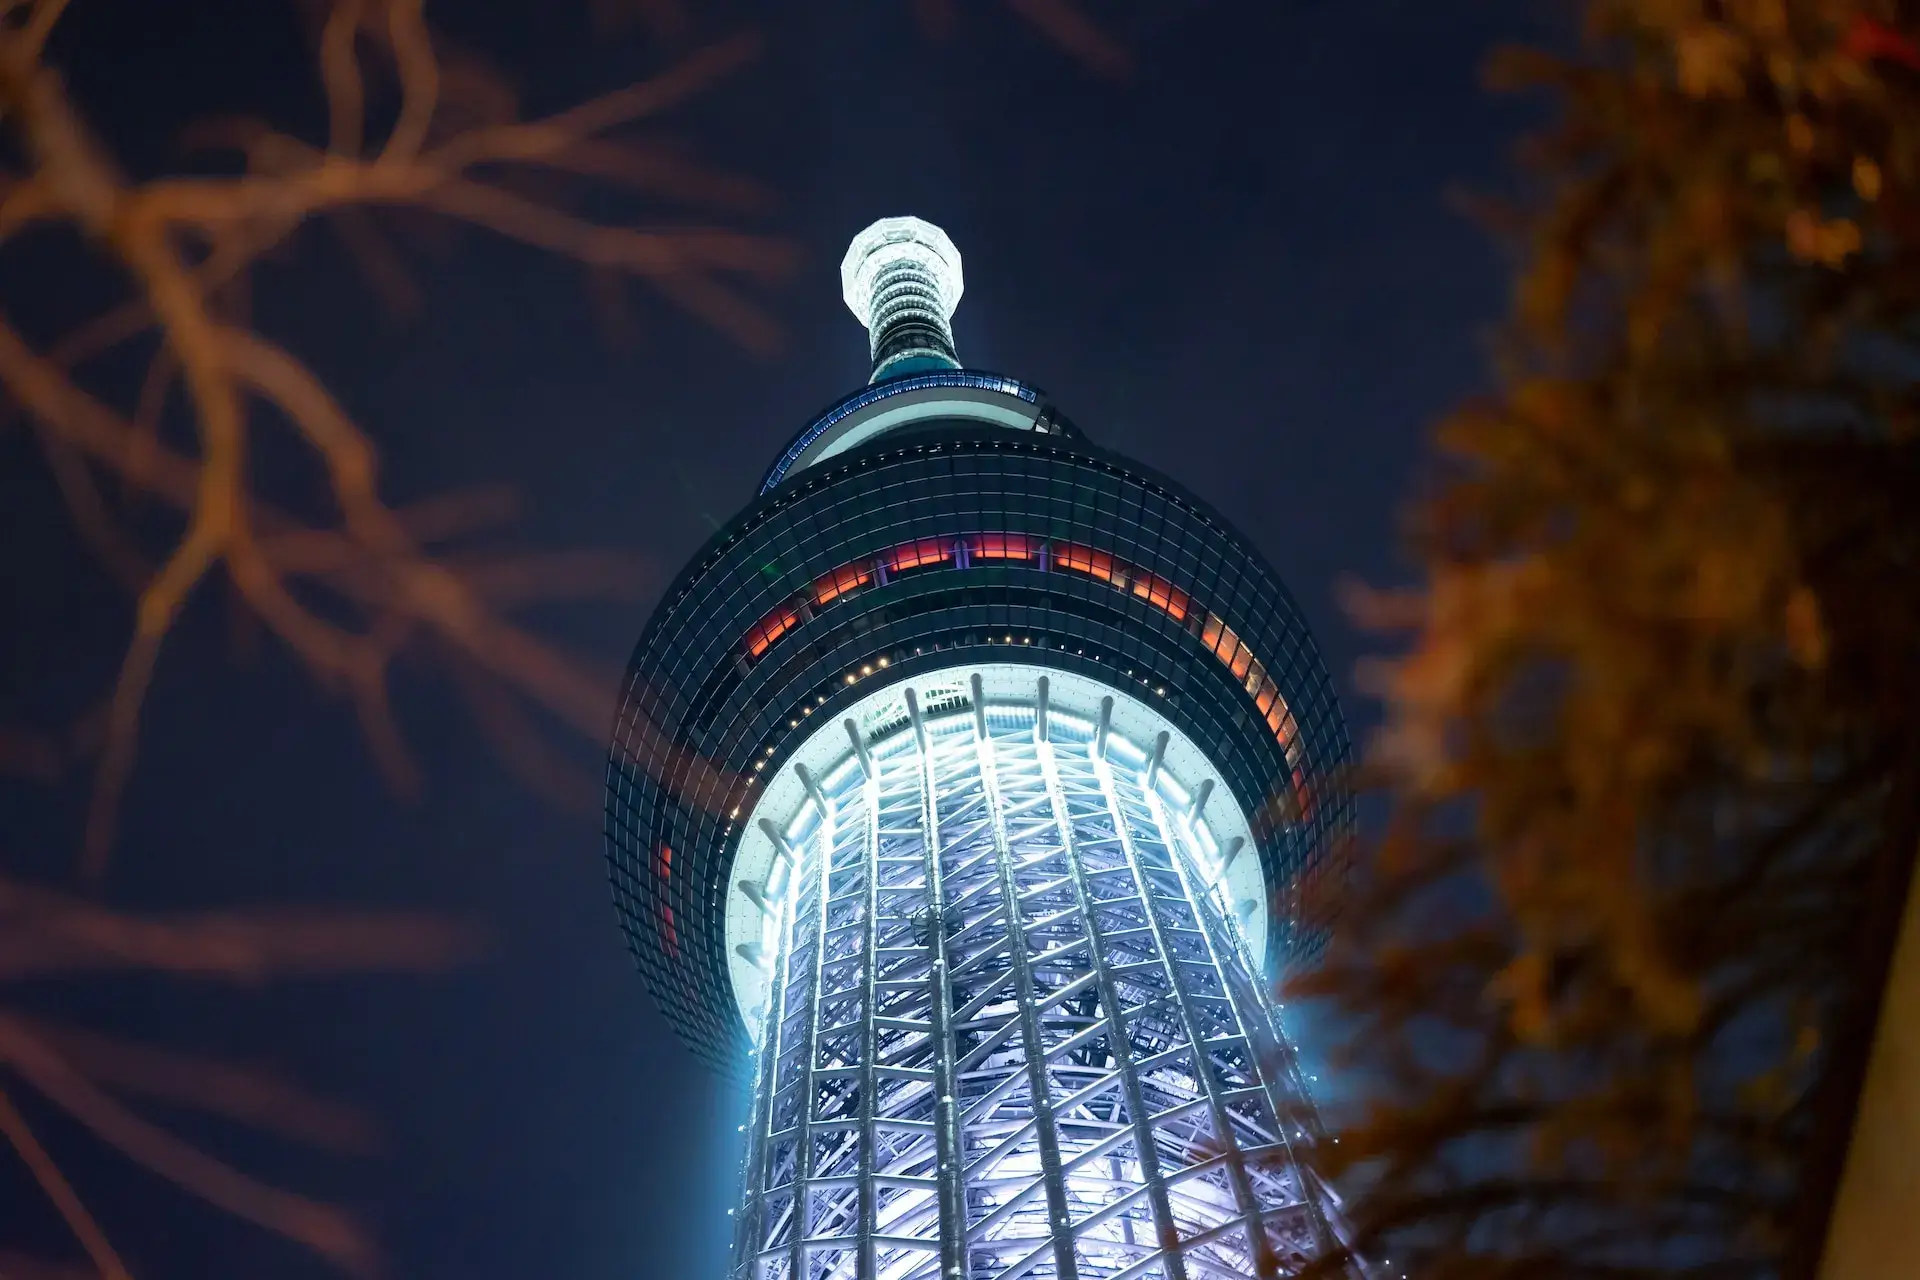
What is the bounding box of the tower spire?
[840,216,965,383]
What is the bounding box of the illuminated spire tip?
[840,216,965,382]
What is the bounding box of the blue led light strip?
[758,371,1039,494]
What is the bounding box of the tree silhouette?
[1294,4,1920,1277]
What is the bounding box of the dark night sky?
[1,2,1545,1276]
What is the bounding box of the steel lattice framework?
[732,676,1342,1280]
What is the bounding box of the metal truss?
[732,678,1342,1280]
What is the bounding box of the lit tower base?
[605,218,1355,1280]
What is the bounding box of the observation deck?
[607,395,1350,1070]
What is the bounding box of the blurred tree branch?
[0,0,781,875]
[0,0,787,1271]
[0,0,1159,1273]
[0,871,480,1276]
[595,0,1134,76]
[1290,3,1920,1277]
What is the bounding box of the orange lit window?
[1243,654,1269,698]
[1208,619,1244,667]
[736,536,1308,792]
[812,563,871,606]
[1055,543,1117,583]
[657,845,678,956]
[886,537,953,573]
[1130,572,1190,623]
[745,605,801,658]
[972,533,1036,561]
[1271,708,1305,767]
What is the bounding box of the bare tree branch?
[0,4,779,876]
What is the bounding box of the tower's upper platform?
[604,217,1352,1072]
[757,369,1070,495]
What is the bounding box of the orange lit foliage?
[1293,6,1920,1278]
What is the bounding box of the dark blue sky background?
[0,2,1545,1276]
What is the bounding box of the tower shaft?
[732,685,1335,1280]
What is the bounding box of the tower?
[605,218,1355,1280]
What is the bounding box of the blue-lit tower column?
[605,218,1355,1280]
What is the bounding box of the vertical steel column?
[915,724,971,1280]
[790,803,836,1280]
[856,767,881,1280]
[1096,754,1281,1278]
[1245,980,1345,1266]
[735,895,787,1280]
[1157,795,1341,1265]
[976,729,1082,1280]
[1036,735,1188,1280]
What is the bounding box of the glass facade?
[607,427,1351,1072]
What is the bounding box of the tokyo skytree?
[605,217,1355,1280]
